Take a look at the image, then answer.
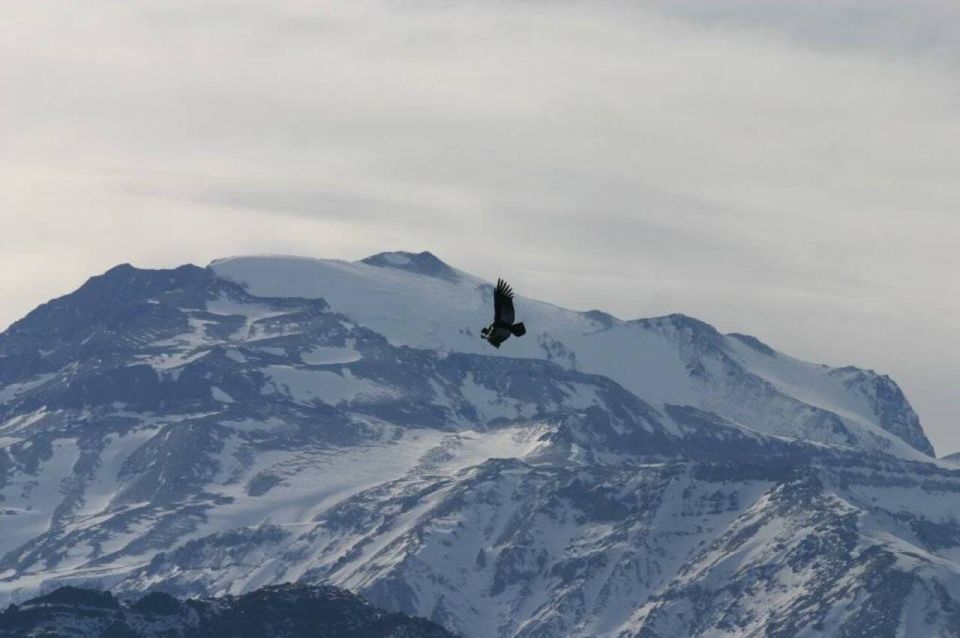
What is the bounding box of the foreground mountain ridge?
[0,583,453,637]
[1,251,959,637]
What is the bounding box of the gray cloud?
[2,0,960,452]
[644,0,960,58]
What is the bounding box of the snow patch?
[300,342,362,365]
[264,366,395,406]
[211,387,235,403]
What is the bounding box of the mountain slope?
[0,251,957,637]
[212,253,933,458]
[0,583,454,637]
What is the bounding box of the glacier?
[0,251,958,637]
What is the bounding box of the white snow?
[459,373,536,423]
[211,387,235,403]
[381,253,412,266]
[264,366,395,405]
[0,410,49,439]
[139,318,214,370]
[200,424,543,538]
[300,342,362,365]
[213,255,925,458]
[74,428,159,519]
[225,349,247,363]
[0,438,80,557]
[0,373,56,403]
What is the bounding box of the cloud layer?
[3,1,959,451]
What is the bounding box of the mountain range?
[2,251,960,637]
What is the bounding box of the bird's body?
[482,322,515,349]
[481,279,526,348]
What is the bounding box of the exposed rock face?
[0,252,953,637]
[0,584,454,637]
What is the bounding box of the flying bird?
[481,278,526,348]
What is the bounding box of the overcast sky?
[3,1,960,452]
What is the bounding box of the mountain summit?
[0,253,957,637]
[360,250,463,282]
[210,253,933,458]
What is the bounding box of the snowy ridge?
[0,252,956,637]
[212,254,933,459]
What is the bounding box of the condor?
[481,278,526,349]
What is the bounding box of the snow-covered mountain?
[1,251,959,637]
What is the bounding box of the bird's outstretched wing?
[494,278,515,325]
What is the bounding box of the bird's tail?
[511,322,526,337]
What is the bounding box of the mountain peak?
[5,263,215,342]
[634,312,716,331]
[360,251,460,281]
[631,313,725,350]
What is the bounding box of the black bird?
[481,279,527,348]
